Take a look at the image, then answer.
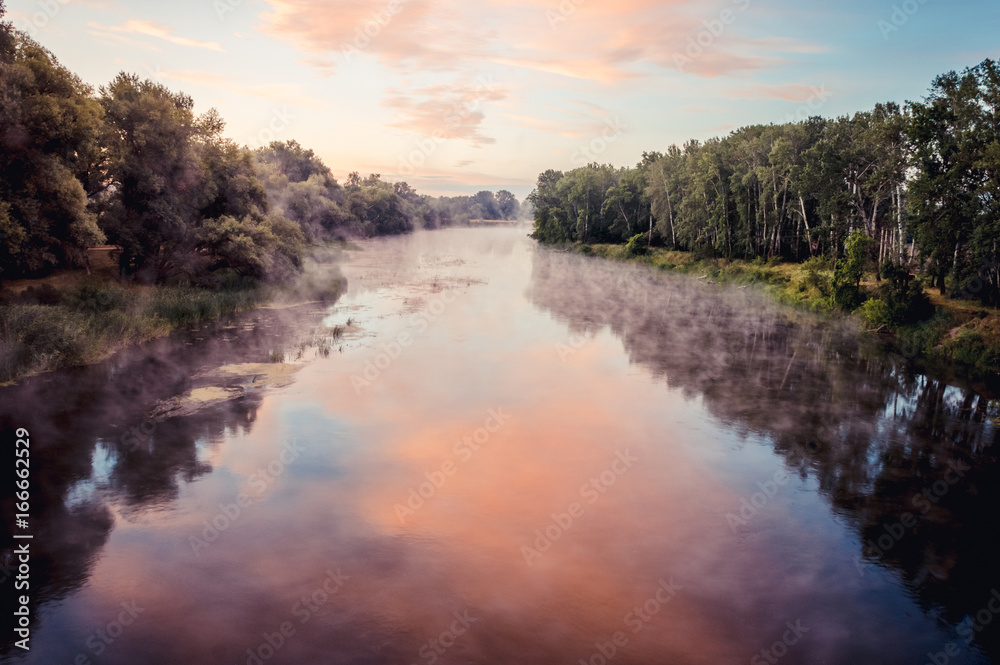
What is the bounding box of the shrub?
[801,255,832,272]
[942,328,1000,371]
[0,305,94,381]
[18,284,64,305]
[802,268,830,296]
[69,283,132,313]
[860,297,893,329]
[830,231,873,311]
[872,260,935,327]
[624,234,647,258]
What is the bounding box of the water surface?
[2,228,998,665]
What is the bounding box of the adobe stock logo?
[571,117,628,167]
[521,449,638,566]
[338,0,409,62]
[877,0,931,40]
[393,408,511,524]
[672,0,753,73]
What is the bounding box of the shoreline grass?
[0,247,348,385]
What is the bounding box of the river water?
[1,227,998,665]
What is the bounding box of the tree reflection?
[529,249,1000,661]
[0,304,332,657]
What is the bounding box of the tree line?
[0,5,519,285]
[529,58,1000,306]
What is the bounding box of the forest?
[0,3,519,286]
[529,58,1000,319]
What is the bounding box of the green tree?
[343,174,415,236]
[646,147,684,248]
[99,74,202,279]
[830,230,874,310]
[528,169,568,242]
[907,62,992,296]
[0,30,105,278]
[602,167,649,243]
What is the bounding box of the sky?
[5,0,999,199]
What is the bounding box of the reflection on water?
[1,228,998,665]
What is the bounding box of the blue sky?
[6,0,998,198]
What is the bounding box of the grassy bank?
[0,248,347,384]
[576,242,1000,379]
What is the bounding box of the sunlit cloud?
[297,57,337,77]
[88,19,225,52]
[74,0,122,8]
[254,0,805,82]
[383,80,508,145]
[85,26,162,51]
[250,0,829,173]
[9,0,995,197]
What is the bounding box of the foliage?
[624,233,647,257]
[830,231,873,310]
[527,59,1000,320]
[907,59,1000,303]
[874,259,934,326]
[859,297,893,329]
[0,37,521,285]
[0,31,105,279]
[0,282,265,382]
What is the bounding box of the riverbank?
[574,242,1000,380]
[0,247,347,385]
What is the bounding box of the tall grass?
[0,283,266,383]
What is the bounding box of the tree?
[255,139,337,186]
[195,213,303,281]
[0,0,14,62]
[256,140,350,239]
[472,190,501,220]
[200,125,269,222]
[528,169,568,242]
[831,230,874,310]
[0,31,105,279]
[647,147,683,248]
[343,175,415,236]
[602,167,649,243]
[496,190,519,220]
[99,74,202,279]
[907,62,992,296]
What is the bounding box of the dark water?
[1,228,998,665]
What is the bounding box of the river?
[1,227,998,665]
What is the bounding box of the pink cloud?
[254,0,810,82]
[383,79,508,145]
[251,0,827,153]
[87,19,225,51]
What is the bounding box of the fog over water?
[1,228,998,665]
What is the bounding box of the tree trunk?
[896,184,905,264]
[799,196,814,257]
